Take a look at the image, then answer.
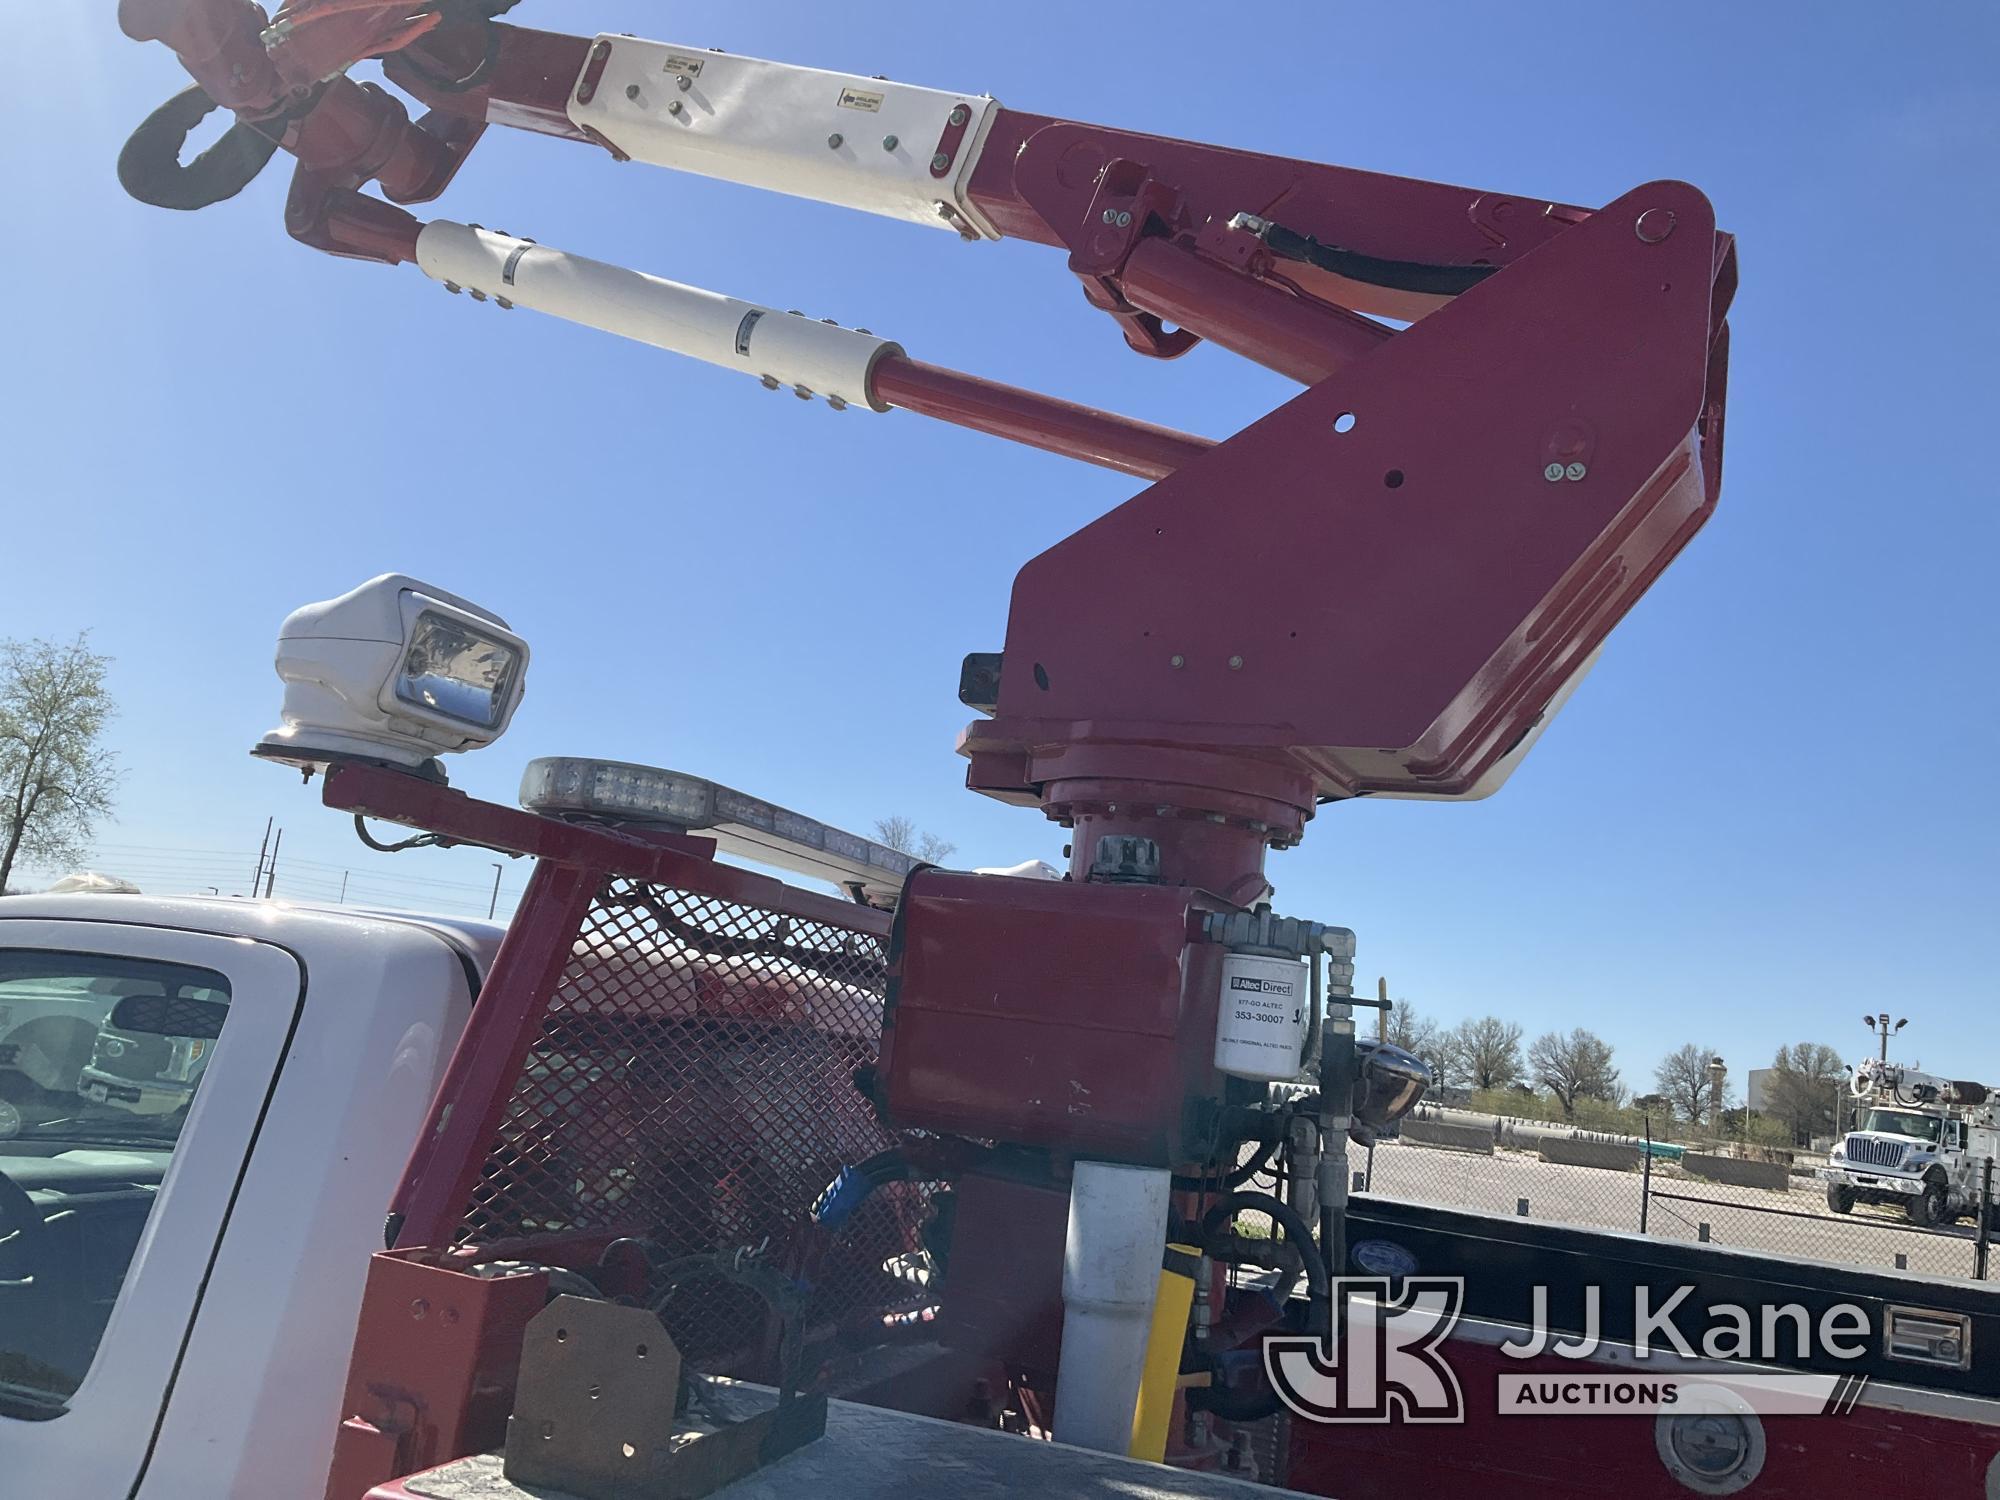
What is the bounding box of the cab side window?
[0,951,231,1413]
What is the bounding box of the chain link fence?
[1354,1109,1997,1281]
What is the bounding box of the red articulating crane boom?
[106,5,1766,1498]
[118,0,1733,893]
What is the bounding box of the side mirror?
[109,993,228,1041]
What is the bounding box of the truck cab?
[0,893,490,1497]
[1821,1098,2000,1228]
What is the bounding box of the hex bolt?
[496,298,514,311]
[827,132,844,149]
[1170,654,1186,668]
[676,74,692,91]
[882,134,900,151]
[931,152,952,171]
[1565,461,1588,481]
[760,375,780,390]
[1543,462,1565,482]
[1228,655,1244,670]
[793,385,814,400]
[443,282,462,295]
[829,395,849,411]
[948,104,970,127]
[468,289,487,302]
[668,99,684,116]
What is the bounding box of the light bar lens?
[518,757,919,893]
[519,758,711,824]
[394,611,523,729]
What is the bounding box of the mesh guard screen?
[456,873,928,1374]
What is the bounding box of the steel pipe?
[871,357,1214,481]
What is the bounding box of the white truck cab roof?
[0,890,507,976]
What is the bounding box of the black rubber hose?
[1171,1137,1279,1195]
[1187,1365,1284,1422]
[1261,221,1498,298]
[118,85,280,211]
[1187,1191,1327,1422]
[1199,1191,1328,1303]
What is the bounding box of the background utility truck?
[1822,1059,2000,1228]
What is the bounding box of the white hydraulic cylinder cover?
[566,38,1003,238]
[1214,952,1309,1082]
[413,221,902,411]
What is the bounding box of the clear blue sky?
[2,5,1994,1090]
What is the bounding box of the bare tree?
[1,635,117,893]
[1765,1041,1846,1144]
[1529,1027,1621,1121]
[874,815,956,865]
[1383,1001,1455,1086]
[1448,1016,1525,1091]
[1382,998,1434,1054]
[1654,1042,1719,1127]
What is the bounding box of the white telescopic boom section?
[567,38,1002,239]
[414,222,902,411]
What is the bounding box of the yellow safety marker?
[1130,1244,1201,1462]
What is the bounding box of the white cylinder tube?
[1052,1160,1171,1453]
[413,221,902,411]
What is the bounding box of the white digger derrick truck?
[1820,1060,2000,1229]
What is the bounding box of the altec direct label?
[1214,953,1307,1081]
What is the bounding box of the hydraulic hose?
[1188,1191,1330,1422]
[1236,214,1500,298]
[1187,1361,1284,1422]
[1171,1137,1278,1195]
[1199,1192,1328,1305]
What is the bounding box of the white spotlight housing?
[253,574,528,774]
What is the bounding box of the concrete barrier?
[1399,1117,1495,1155]
[1538,1137,1642,1173]
[1683,1153,1791,1192]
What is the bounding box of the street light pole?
[1862,1012,1909,1064]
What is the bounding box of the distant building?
[1746,1067,1776,1114]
